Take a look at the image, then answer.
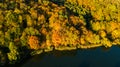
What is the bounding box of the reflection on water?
[22,46,120,67]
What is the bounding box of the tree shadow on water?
[78,61,90,67]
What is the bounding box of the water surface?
[22,46,120,67]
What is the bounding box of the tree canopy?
[0,0,120,65]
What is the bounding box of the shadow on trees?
[83,12,94,30]
[50,0,65,6]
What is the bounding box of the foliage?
[101,38,112,47]
[51,30,62,47]
[91,21,101,31]
[24,27,39,36]
[0,0,120,65]
[28,36,40,49]
[85,31,100,44]
[7,42,20,63]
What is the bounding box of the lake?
[21,46,120,67]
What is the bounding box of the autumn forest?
[0,0,120,66]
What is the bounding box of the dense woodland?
[0,0,120,66]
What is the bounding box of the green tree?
[7,42,20,63]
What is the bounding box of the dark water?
[21,46,120,67]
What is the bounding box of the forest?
[0,0,120,66]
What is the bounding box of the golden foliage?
[81,26,88,35]
[85,31,100,44]
[0,13,4,22]
[67,0,77,3]
[14,8,21,14]
[106,22,118,33]
[28,36,40,49]
[80,37,85,45]
[53,22,61,31]
[111,29,120,39]
[77,0,82,5]
[39,5,50,12]
[41,28,48,35]
[45,39,51,47]
[60,28,79,47]
[20,3,27,10]
[38,15,45,22]
[16,0,23,3]
[91,22,101,31]
[49,13,58,26]
[52,30,62,47]
[0,0,120,59]
[98,30,106,38]
[51,3,58,7]
[49,12,63,31]
[101,38,112,47]
[113,39,120,45]
[18,15,23,23]
[70,15,84,25]
[29,8,37,19]
[26,15,33,26]
[38,15,46,25]
[100,22,106,30]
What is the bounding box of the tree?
[28,36,40,49]
[52,30,62,47]
[7,42,20,63]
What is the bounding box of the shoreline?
[31,43,120,56]
[31,44,104,55]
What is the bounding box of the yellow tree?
[28,36,40,49]
[52,30,62,47]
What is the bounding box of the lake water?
[21,46,120,67]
